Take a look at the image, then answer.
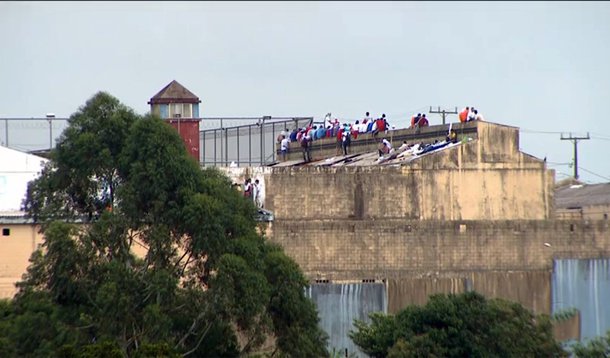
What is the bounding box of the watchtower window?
[169,103,192,118]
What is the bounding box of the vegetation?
[349,291,567,358]
[571,330,610,357]
[0,92,328,357]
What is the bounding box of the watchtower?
[148,80,202,161]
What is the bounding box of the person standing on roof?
[280,135,289,161]
[341,126,351,155]
[382,114,390,133]
[301,131,312,162]
[459,107,469,123]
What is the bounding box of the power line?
[520,129,565,135]
[591,132,610,139]
[577,167,610,182]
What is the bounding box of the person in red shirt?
[374,114,386,136]
[418,114,429,127]
[336,126,344,155]
[459,107,469,123]
[411,113,421,128]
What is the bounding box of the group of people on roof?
[277,107,486,162]
[459,106,485,122]
[409,113,430,128]
[277,111,393,162]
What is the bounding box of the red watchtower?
[148,80,202,162]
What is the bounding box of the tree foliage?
[349,291,567,358]
[2,92,328,357]
[571,330,610,357]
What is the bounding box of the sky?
[1,1,609,183]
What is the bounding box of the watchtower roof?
[148,80,201,105]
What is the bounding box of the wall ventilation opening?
[315,279,330,284]
[570,224,575,232]
[362,279,376,283]
[2,228,9,236]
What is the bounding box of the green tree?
[349,291,567,358]
[571,330,610,357]
[3,92,327,357]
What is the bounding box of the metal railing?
[0,117,70,151]
[1,116,316,167]
[200,116,314,167]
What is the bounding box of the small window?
[604,213,608,220]
[2,228,9,236]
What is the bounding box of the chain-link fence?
[0,118,70,153]
[200,117,314,167]
[1,116,315,167]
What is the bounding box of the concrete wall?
[270,219,610,282]
[387,270,551,315]
[557,205,610,221]
[266,122,554,221]
[0,224,44,298]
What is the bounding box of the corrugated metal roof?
[148,80,201,104]
[555,182,610,208]
[0,210,35,224]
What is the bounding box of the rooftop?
[555,182,610,209]
[148,80,201,105]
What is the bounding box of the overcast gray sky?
[1,1,609,183]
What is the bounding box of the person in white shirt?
[398,141,409,151]
[378,138,392,157]
[280,135,290,161]
[474,109,485,121]
[364,111,373,123]
[468,108,477,122]
[254,179,263,208]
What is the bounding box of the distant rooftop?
[555,182,610,208]
[148,80,201,105]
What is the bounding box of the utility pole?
[46,113,55,150]
[429,106,458,125]
[560,132,590,180]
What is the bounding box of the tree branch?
[182,322,212,357]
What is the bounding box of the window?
[169,103,192,118]
[2,228,9,236]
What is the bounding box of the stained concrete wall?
[270,219,610,283]
[387,270,551,315]
[266,122,554,221]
